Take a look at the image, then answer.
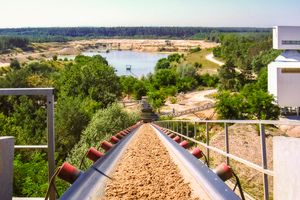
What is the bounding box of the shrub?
[66,103,140,167]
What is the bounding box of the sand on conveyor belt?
[100,124,199,199]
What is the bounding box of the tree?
[176,63,196,78]
[155,58,170,71]
[153,69,178,88]
[218,59,237,90]
[10,59,20,70]
[52,55,57,61]
[59,55,122,106]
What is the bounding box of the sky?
[0,0,299,28]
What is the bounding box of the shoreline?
[0,39,220,67]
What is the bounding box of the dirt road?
[205,53,224,66]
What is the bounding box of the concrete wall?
[273,26,300,50]
[268,62,300,107]
[274,136,300,199]
[0,136,15,200]
[268,62,278,99]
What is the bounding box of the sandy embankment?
[0,39,219,67]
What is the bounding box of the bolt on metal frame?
[0,88,56,200]
[154,119,300,200]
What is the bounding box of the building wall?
[268,62,278,99]
[273,26,300,50]
[268,62,300,107]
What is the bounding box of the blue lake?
[58,50,170,77]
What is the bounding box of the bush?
[190,47,201,53]
[194,62,202,68]
[52,55,57,61]
[66,103,140,167]
[10,59,20,70]
[176,63,196,78]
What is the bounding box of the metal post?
[173,121,175,131]
[186,122,189,137]
[260,124,269,200]
[225,122,229,166]
[181,121,183,140]
[194,122,197,147]
[47,93,56,200]
[0,137,14,200]
[206,122,210,167]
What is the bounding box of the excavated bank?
[100,124,199,199]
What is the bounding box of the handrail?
[0,88,56,200]
[154,119,296,200]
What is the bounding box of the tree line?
[0,27,271,43]
[0,36,30,53]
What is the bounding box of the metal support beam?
[225,123,229,166]
[260,124,269,200]
[47,93,56,200]
[186,122,189,137]
[194,122,197,147]
[181,121,183,141]
[206,122,210,167]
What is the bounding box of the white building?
[268,26,300,114]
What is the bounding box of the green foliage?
[133,80,147,100]
[194,62,202,68]
[59,55,121,106]
[176,77,198,92]
[0,27,271,42]
[251,49,283,74]
[190,47,201,53]
[153,69,178,88]
[167,53,182,62]
[119,75,138,94]
[147,86,166,109]
[176,63,196,78]
[55,97,91,160]
[13,153,69,197]
[52,55,57,61]
[10,59,20,70]
[0,35,29,53]
[215,82,280,120]
[66,103,140,167]
[215,91,247,120]
[197,73,219,87]
[155,58,170,71]
[218,60,237,90]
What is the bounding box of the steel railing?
[154,119,300,200]
[0,88,56,200]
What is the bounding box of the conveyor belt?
[59,124,240,200]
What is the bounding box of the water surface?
[58,50,169,77]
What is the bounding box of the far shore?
[0,39,220,67]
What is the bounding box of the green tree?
[154,58,170,71]
[66,103,140,166]
[59,56,122,106]
[52,55,57,61]
[10,59,20,70]
[218,60,237,90]
[153,69,178,88]
[176,63,196,78]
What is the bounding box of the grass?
[186,48,221,73]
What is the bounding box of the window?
[282,40,300,45]
[281,68,300,73]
